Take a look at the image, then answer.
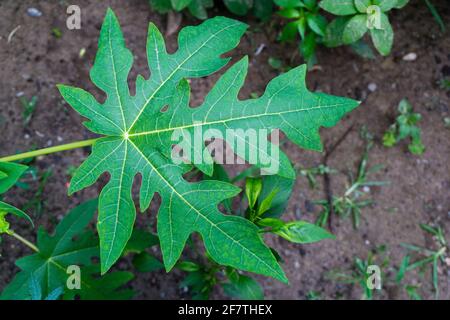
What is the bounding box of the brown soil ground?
[0,0,449,300]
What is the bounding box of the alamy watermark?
[171,124,281,175]
[366,265,382,290]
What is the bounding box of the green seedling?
[315,129,386,228]
[320,0,409,56]
[149,0,273,20]
[424,0,446,32]
[383,99,425,155]
[327,246,389,300]
[297,164,336,189]
[400,223,448,298]
[19,95,38,125]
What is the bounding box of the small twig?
[322,125,354,231]
[7,25,21,43]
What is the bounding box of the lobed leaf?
[58,9,359,281]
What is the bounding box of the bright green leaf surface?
[0,162,27,194]
[370,12,393,55]
[58,9,358,280]
[319,0,357,15]
[274,220,335,243]
[343,14,368,44]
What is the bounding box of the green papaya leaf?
[274,220,335,243]
[319,0,357,15]
[1,200,98,299]
[58,9,359,280]
[2,200,134,300]
[370,12,393,55]
[0,162,27,194]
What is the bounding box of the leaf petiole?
[0,138,98,163]
[9,231,39,253]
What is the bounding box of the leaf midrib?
[128,102,350,138]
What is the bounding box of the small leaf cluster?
[321,0,409,56]
[149,0,273,20]
[383,99,425,155]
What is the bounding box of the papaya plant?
[0,8,359,297]
[321,0,410,56]
[1,199,135,300]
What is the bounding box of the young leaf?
[0,162,27,194]
[257,174,294,217]
[343,14,368,44]
[245,177,263,210]
[370,13,393,56]
[319,0,357,15]
[58,9,359,280]
[0,201,33,229]
[274,220,335,243]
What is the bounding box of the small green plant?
[315,129,386,228]
[276,0,328,67]
[297,164,335,189]
[149,0,274,20]
[400,223,448,298]
[383,99,425,155]
[327,246,389,300]
[320,0,409,56]
[19,95,38,125]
